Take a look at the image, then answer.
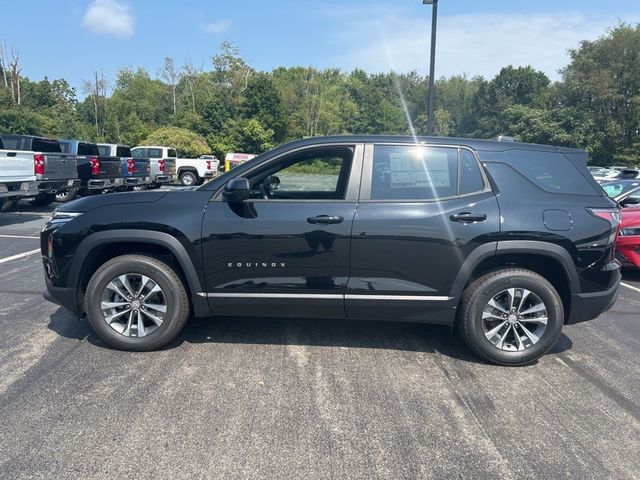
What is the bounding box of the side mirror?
[266,175,280,191]
[620,196,640,207]
[223,177,251,203]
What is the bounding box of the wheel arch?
[69,230,209,316]
[450,241,579,321]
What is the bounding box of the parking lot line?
[621,282,640,294]
[0,234,40,239]
[0,248,41,264]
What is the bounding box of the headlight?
[620,227,640,236]
[50,210,82,222]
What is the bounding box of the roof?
[268,135,586,155]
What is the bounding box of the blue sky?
[3,0,640,93]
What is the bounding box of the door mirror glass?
[265,175,280,191]
[223,177,251,203]
[620,196,640,207]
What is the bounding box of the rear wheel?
[85,254,190,351]
[29,193,56,206]
[1,197,18,212]
[458,268,564,366]
[55,189,78,203]
[180,171,198,187]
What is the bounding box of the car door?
[201,143,364,318]
[346,143,500,323]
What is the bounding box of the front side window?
[371,145,458,200]
[245,146,353,200]
[167,148,177,158]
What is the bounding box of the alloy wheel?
[481,288,548,352]
[100,273,167,337]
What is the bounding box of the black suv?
[41,136,621,365]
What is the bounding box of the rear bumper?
[87,178,124,190]
[567,268,621,324]
[0,181,39,197]
[153,174,172,184]
[36,179,81,194]
[124,176,150,186]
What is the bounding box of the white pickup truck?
[0,135,80,210]
[175,155,220,186]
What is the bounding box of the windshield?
[601,181,640,198]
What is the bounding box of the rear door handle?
[307,215,344,225]
[450,212,487,223]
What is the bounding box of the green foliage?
[143,127,210,157]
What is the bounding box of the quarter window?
[459,149,485,195]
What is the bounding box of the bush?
[142,126,210,157]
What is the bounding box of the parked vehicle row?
[0,134,222,209]
[599,179,640,268]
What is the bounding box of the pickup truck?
[175,155,219,186]
[58,140,123,201]
[98,143,151,189]
[0,134,80,208]
[131,146,177,188]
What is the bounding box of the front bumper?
[567,268,621,324]
[616,236,640,268]
[43,281,81,317]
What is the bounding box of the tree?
[83,70,108,139]
[143,126,210,157]
[159,57,181,115]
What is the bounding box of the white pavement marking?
[621,282,640,294]
[0,234,39,239]
[0,248,41,264]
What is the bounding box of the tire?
[29,193,56,206]
[55,189,78,203]
[1,197,18,212]
[180,171,198,187]
[458,268,564,366]
[85,254,190,351]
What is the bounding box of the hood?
[57,191,167,213]
[621,209,640,229]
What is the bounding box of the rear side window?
[167,148,177,158]
[147,148,162,158]
[78,143,99,156]
[507,151,598,195]
[371,145,458,200]
[116,146,131,157]
[98,145,110,156]
[131,148,145,158]
[32,138,61,153]
[459,149,485,195]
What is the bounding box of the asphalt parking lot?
[0,200,639,480]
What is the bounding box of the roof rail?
[496,135,516,143]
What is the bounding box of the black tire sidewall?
[86,258,185,350]
[465,273,563,365]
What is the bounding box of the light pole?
[423,0,438,136]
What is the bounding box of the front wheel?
[458,268,564,366]
[1,197,18,212]
[180,171,198,187]
[85,254,190,351]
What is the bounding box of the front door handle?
[307,215,344,225]
[450,212,487,223]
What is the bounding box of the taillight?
[587,208,621,228]
[127,158,135,174]
[34,153,45,175]
[159,159,165,173]
[206,160,211,170]
[90,156,100,175]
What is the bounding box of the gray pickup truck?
[0,134,80,207]
[58,140,123,201]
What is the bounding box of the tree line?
[0,23,639,165]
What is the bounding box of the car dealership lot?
[0,202,639,480]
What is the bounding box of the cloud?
[204,19,232,35]
[81,0,134,38]
[323,6,637,80]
